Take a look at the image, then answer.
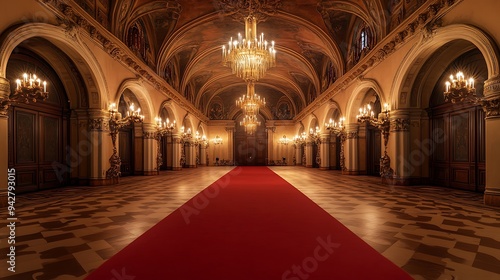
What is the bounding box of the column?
[319,133,330,170]
[89,109,114,185]
[171,134,182,171]
[305,140,314,168]
[343,123,359,175]
[200,144,207,166]
[134,122,144,175]
[266,125,275,165]
[185,140,196,168]
[294,144,301,165]
[483,77,500,206]
[142,123,157,176]
[225,126,235,164]
[0,77,9,207]
[389,110,410,185]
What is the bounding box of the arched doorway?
[234,113,267,165]
[359,91,382,176]
[7,47,70,193]
[428,49,486,192]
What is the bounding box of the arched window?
[127,22,148,62]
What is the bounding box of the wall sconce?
[154,117,176,172]
[357,102,393,178]
[106,102,144,179]
[1,72,48,112]
[325,116,347,171]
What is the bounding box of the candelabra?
[278,135,289,165]
[356,102,393,178]
[154,117,176,172]
[325,117,347,171]
[106,103,144,179]
[293,132,307,166]
[179,126,192,167]
[1,73,48,112]
[213,135,223,165]
[308,126,321,165]
[193,131,207,165]
[444,71,477,103]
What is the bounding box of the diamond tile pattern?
[1,166,499,280]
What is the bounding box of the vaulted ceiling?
[76,0,423,120]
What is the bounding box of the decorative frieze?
[295,0,459,121]
[38,0,208,123]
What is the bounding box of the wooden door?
[9,106,68,193]
[234,115,267,166]
[367,126,381,176]
[119,127,134,176]
[430,104,486,192]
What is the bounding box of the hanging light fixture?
[236,81,266,116]
[222,0,276,82]
[240,114,261,135]
[444,71,477,103]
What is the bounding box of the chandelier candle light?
[236,82,266,116]
[222,8,276,82]
[2,72,48,110]
[444,71,477,103]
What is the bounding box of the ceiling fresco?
[75,0,422,120]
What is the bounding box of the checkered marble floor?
[1,166,499,280]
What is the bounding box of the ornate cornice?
[295,0,460,121]
[390,118,410,132]
[39,0,208,123]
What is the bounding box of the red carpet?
[86,167,412,280]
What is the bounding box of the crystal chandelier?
[240,114,261,135]
[444,71,477,103]
[236,81,266,116]
[222,1,276,82]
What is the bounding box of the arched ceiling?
[93,0,401,119]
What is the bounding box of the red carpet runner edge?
[86,166,412,280]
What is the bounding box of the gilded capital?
[390,118,410,132]
[481,97,500,118]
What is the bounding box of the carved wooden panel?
[452,168,469,184]
[16,169,37,191]
[41,115,60,163]
[451,113,469,162]
[432,116,446,161]
[15,110,36,163]
[430,105,485,192]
